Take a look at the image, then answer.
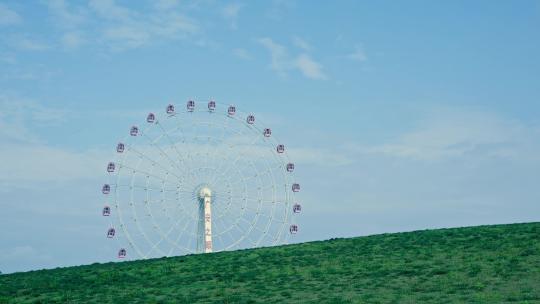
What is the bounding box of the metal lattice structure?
[101,101,301,259]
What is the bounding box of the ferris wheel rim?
[103,100,300,259]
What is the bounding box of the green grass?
[1,222,540,303]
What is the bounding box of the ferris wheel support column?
[198,187,213,253]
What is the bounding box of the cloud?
[45,0,86,27]
[61,31,85,49]
[0,94,68,143]
[10,37,51,51]
[354,108,540,162]
[88,0,198,50]
[257,37,327,80]
[294,54,326,79]
[257,37,289,75]
[233,48,251,60]
[154,0,180,10]
[0,3,21,26]
[292,36,310,50]
[222,3,243,29]
[348,45,367,62]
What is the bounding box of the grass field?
[1,222,540,303]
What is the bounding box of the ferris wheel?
[101,100,301,259]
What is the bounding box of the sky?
[1,0,539,274]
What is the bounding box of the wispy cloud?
[348,45,367,62]
[233,48,251,60]
[154,0,180,10]
[222,3,243,29]
[88,0,199,50]
[61,31,85,49]
[257,37,327,80]
[45,0,86,27]
[0,3,22,26]
[292,36,310,50]
[10,37,51,51]
[354,108,540,162]
[0,94,68,143]
[294,54,326,79]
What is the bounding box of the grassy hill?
[1,222,540,303]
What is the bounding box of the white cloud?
[233,48,251,60]
[0,95,67,143]
[0,3,21,26]
[348,45,367,62]
[61,31,85,49]
[87,0,198,50]
[294,54,326,80]
[11,37,51,51]
[257,37,327,80]
[354,108,540,162]
[88,0,132,21]
[45,0,85,27]
[292,36,310,50]
[154,0,180,10]
[222,2,243,29]
[257,37,288,75]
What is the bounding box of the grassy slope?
[1,222,540,303]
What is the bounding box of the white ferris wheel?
[101,100,301,259]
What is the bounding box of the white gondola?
[146,113,156,123]
[107,228,115,238]
[118,248,126,258]
[187,100,195,112]
[102,184,110,194]
[228,105,236,116]
[287,163,295,172]
[116,143,125,153]
[130,126,138,136]
[208,101,216,112]
[166,104,175,114]
[289,224,298,234]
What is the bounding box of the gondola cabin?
[292,183,300,192]
[107,228,115,238]
[116,143,125,153]
[293,204,301,213]
[118,248,126,258]
[290,224,298,234]
[246,115,255,124]
[102,184,110,194]
[146,113,155,123]
[166,104,175,114]
[102,206,111,216]
[287,163,295,172]
[263,128,271,137]
[187,100,195,112]
[228,105,236,116]
[208,101,216,111]
[107,162,115,173]
[130,126,138,136]
[277,144,285,153]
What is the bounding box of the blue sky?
[1,0,539,273]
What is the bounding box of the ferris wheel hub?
[197,185,212,199]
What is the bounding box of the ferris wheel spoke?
[117,164,173,183]
[155,120,194,171]
[124,144,184,181]
[139,128,187,176]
